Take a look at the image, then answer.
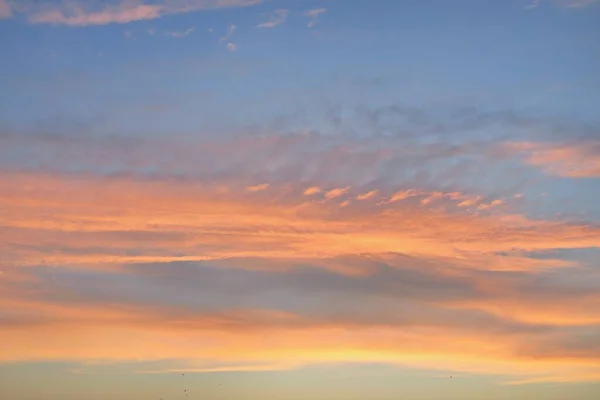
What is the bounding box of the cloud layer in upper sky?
[1,0,596,26]
[5,0,266,26]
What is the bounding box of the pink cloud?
[0,0,11,19]
[504,141,600,178]
[19,0,265,26]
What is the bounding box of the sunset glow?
[1,1,599,399]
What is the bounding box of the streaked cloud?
[220,22,236,42]
[305,7,327,28]
[257,8,289,28]
[356,190,378,200]
[556,0,599,7]
[247,183,269,192]
[504,141,600,178]
[219,22,237,51]
[304,186,321,196]
[1,171,598,268]
[12,0,266,26]
[324,186,350,200]
[526,0,599,8]
[124,29,135,40]
[0,0,11,19]
[164,26,196,38]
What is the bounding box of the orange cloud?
[504,140,600,177]
[1,298,598,383]
[1,171,599,268]
[247,183,269,192]
[303,186,321,196]
[356,190,378,200]
[324,187,350,200]
[1,170,599,383]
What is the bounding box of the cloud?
[1,252,599,382]
[15,0,266,26]
[503,140,600,177]
[304,187,321,196]
[220,22,236,42]
[1,171,598,269]
[257,8,289,28]
[324,186,350,200]
[124,29,135,40]
[247,183,269,192]
[556,0,599,7]
[356,190,378,200]
[164,26,196,38]
[0,0,11,19]
[381,189,423,204]
[218,22,237,51]
[1,103,600,384]
[526,0,598,8]
[305,7,327,28]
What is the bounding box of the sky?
[1,0,600,399]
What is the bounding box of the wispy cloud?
[504,140,600,177]
[1,170,599,382]
[220,22,236,42]
[0,0,11,19]
[219,22,237,51]
[305,7,327,28]
[247,183,269,192]
[356,190,378,200]
[12,0,265,26]
[324,186,350,200]
[526,0,598,8]
[257,8,289,28]
[1,103,599,384]
[304,186,321,196]
[164,26,196,38]
[124,29,135,40]
[557,0,599,7]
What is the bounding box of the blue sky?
[1,1,600,399]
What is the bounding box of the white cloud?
[257,9,289,28]
[164,27,196,38]
[526,0,598,8]
[219,23,237,51]
[124,30,135,40]
[220,23,236,43]
[305,7,327,28]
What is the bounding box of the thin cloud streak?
[257,8,289,28]
[164,26,196,38]
[504,141,600,177]
[305,7,327,28]
[0,0,11,18]
[15,0,266,26]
